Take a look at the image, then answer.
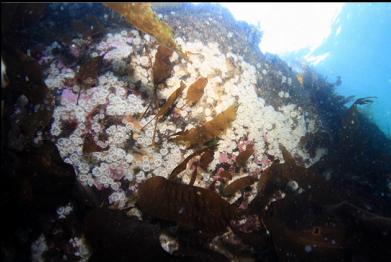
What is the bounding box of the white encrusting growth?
[45,28,324,209]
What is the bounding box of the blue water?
[284,3,391,137]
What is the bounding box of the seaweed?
[104,3,187,59]
[141,45,174,121]
[188,166,198,186]
[84,208,172,262]
[152,45,174,87]
[15,49,45,85]
[16,141,76,210]
[222,176,257,197]
[123,114,143,131]
[235,143,254,168]
[82,133,108,154]
[296,73,304,86]
[198,147,215,170]
[185,77,208,107]
[219,170,233,181]
[136,176,240,235]
[325,201,391,239]
[143,81,186,144]
[173,103,238,147]
[169,145,215,181]
[71,16,105,41]
[76,54,105,104]
[155,82,186,120]
[20,106,53,140]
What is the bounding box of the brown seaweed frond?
[137,176,240,235]
[142,81,186,130]
[152,45,174,87]
[352,96,377,106]
[235,143,254,168]
[172,102,238,147]
[82,133,109,154]
[76,54,104,104]
[104,3,187,59]
[169,145,216,181]
[222,176,257,197]
[185,77,208,107]
[142,81,186,145]
[198,147,215,170]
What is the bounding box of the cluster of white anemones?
[31,234,48,262]
[56,203,73,219]
[69,237,91,262]
[96,31,133,61]
[44,25,325,209]
[44,60,76,91]
[108,191,127,207]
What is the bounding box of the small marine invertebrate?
[137,176,241,235]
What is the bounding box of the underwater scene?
[1,3,391,262]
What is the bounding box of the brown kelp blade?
[173,103,238,147]
[156,81,186,119]
[236,143,254,168]
[77,55,104,86]
[222,176,257,197]
[137,176,239,235]
[76,54,104,104]
[353,96,377,106]
[104,3,187,59]
[186,77,208,106]
[142,81,186,130]
[169,145,216,181]
[153,45,174,86]
[83,133,108,154]
[198,147,215,170]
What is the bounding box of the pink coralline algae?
[60,88,96,104]
[61,89,85,104]
[219,152,233,164]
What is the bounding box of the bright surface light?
[220,3,345,55]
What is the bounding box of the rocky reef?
[1,3,391,262]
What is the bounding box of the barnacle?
[137,176,240,235]
[104,3,187,58]
[173,103,238,147]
